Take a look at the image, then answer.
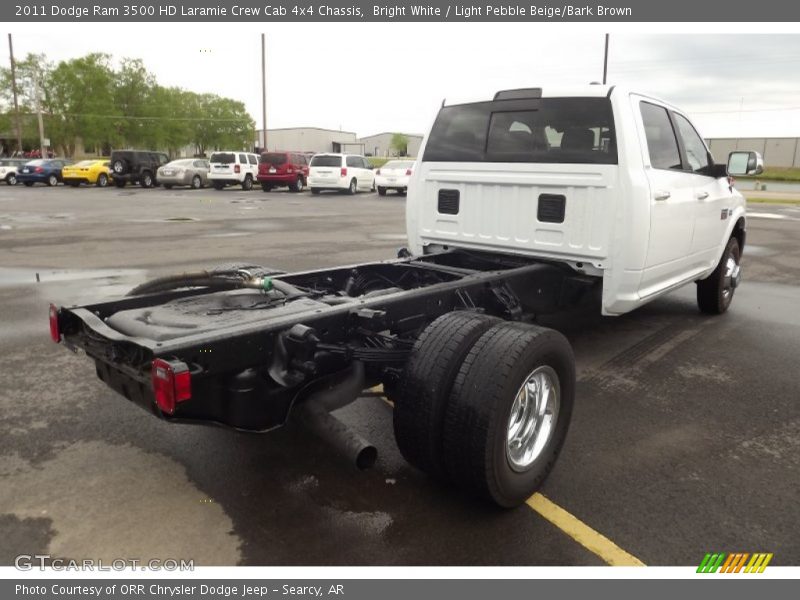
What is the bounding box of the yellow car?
[62,159,113,187]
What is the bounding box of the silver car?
[157,159,210,189]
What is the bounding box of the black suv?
[110,150,170,188]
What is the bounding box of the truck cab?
[406,85,756,315]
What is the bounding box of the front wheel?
[191,175,202,190]
[96,173,108,187]
[140,172,153,188]
[7,174,17,186]
[443,322,575,507]
[697,237,741,314]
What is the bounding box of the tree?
[47,53,118,156]
[390,133,409,156]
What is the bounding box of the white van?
[308,153,376,195]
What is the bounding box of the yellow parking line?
[526,493,646,566]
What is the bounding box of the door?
[671,112,731,266]
[638,100,697,296]
[360,157,374,189]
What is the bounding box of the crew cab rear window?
[210,153,235,164]
[640,102,682,170]
[423,97,617,164]
[310,155,342,167]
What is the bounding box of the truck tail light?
[49,304,61,343]
[405,168,412,176]
[151,358,191,415]
[340,167,347,177]
[234,164,241,174]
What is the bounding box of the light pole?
[602,34,610,85]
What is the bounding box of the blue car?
[16,159,72,187]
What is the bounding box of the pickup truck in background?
[49,86,762,507]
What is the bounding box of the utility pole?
[261,33,267,152]
[602,33,610,85]
[7,34,23,154]
[33,68,47,157]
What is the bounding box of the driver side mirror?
[727,151,764,176]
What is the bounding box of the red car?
[257,151,309,192]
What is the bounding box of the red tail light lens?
[234,164,241,174]
[49,304,61,343]
[151,358,191,415]
[375,169,381,175]
[35,166,44,173]
[405,169,412,176]
[340,167,347,177]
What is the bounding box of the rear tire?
[378,187,387,196]
[394,312,500,479]
[290,177,304,192]
[213,181,225,190]
[47,174,58,187]
[191,175,202,190]
[443,322,575,507]
[7,174,17,186]
[112,159,127,176]
[241,174,253,191]
[697,237,741,315]
[348,179,357,195]
[140,171,153,188]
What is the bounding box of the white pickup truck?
[50,86,761,507]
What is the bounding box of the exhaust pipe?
[297,401,377,470]
[296,361,377,470]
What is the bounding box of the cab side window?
[673,113,711,174]
[640,102,682,170]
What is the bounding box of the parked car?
[375,160,414,196]
[110,150,170,188]
[208,151,259,190]
[16,159,72,187]
[61,159,113,187]
[157,159,210,189]
[308,153,375,195]
[257,151,309,192]
[0,158,29,185]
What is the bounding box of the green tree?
[113,58,157,147]
[47,53,118,156]
[390,133,409,156]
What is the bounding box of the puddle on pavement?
[744,245,778,257]
[369,233,407,241]
[0,267,146,304]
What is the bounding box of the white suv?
[208,151,259,190]
[308,153,376,195]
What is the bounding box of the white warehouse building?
[358,132,424,157]
[257,127,364,155]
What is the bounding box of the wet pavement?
[0,185,798,566]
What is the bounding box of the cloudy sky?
[4,24,800,139]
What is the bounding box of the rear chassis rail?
[56,250,594,432]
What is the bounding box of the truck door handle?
[696,191,709,200]
[654,191,671,201]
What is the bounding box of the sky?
[4,24,800,139]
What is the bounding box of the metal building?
[257,127,362,154]
[707,137,800,168]
[358,132,424,157]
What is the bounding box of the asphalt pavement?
[0,184,798,567]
